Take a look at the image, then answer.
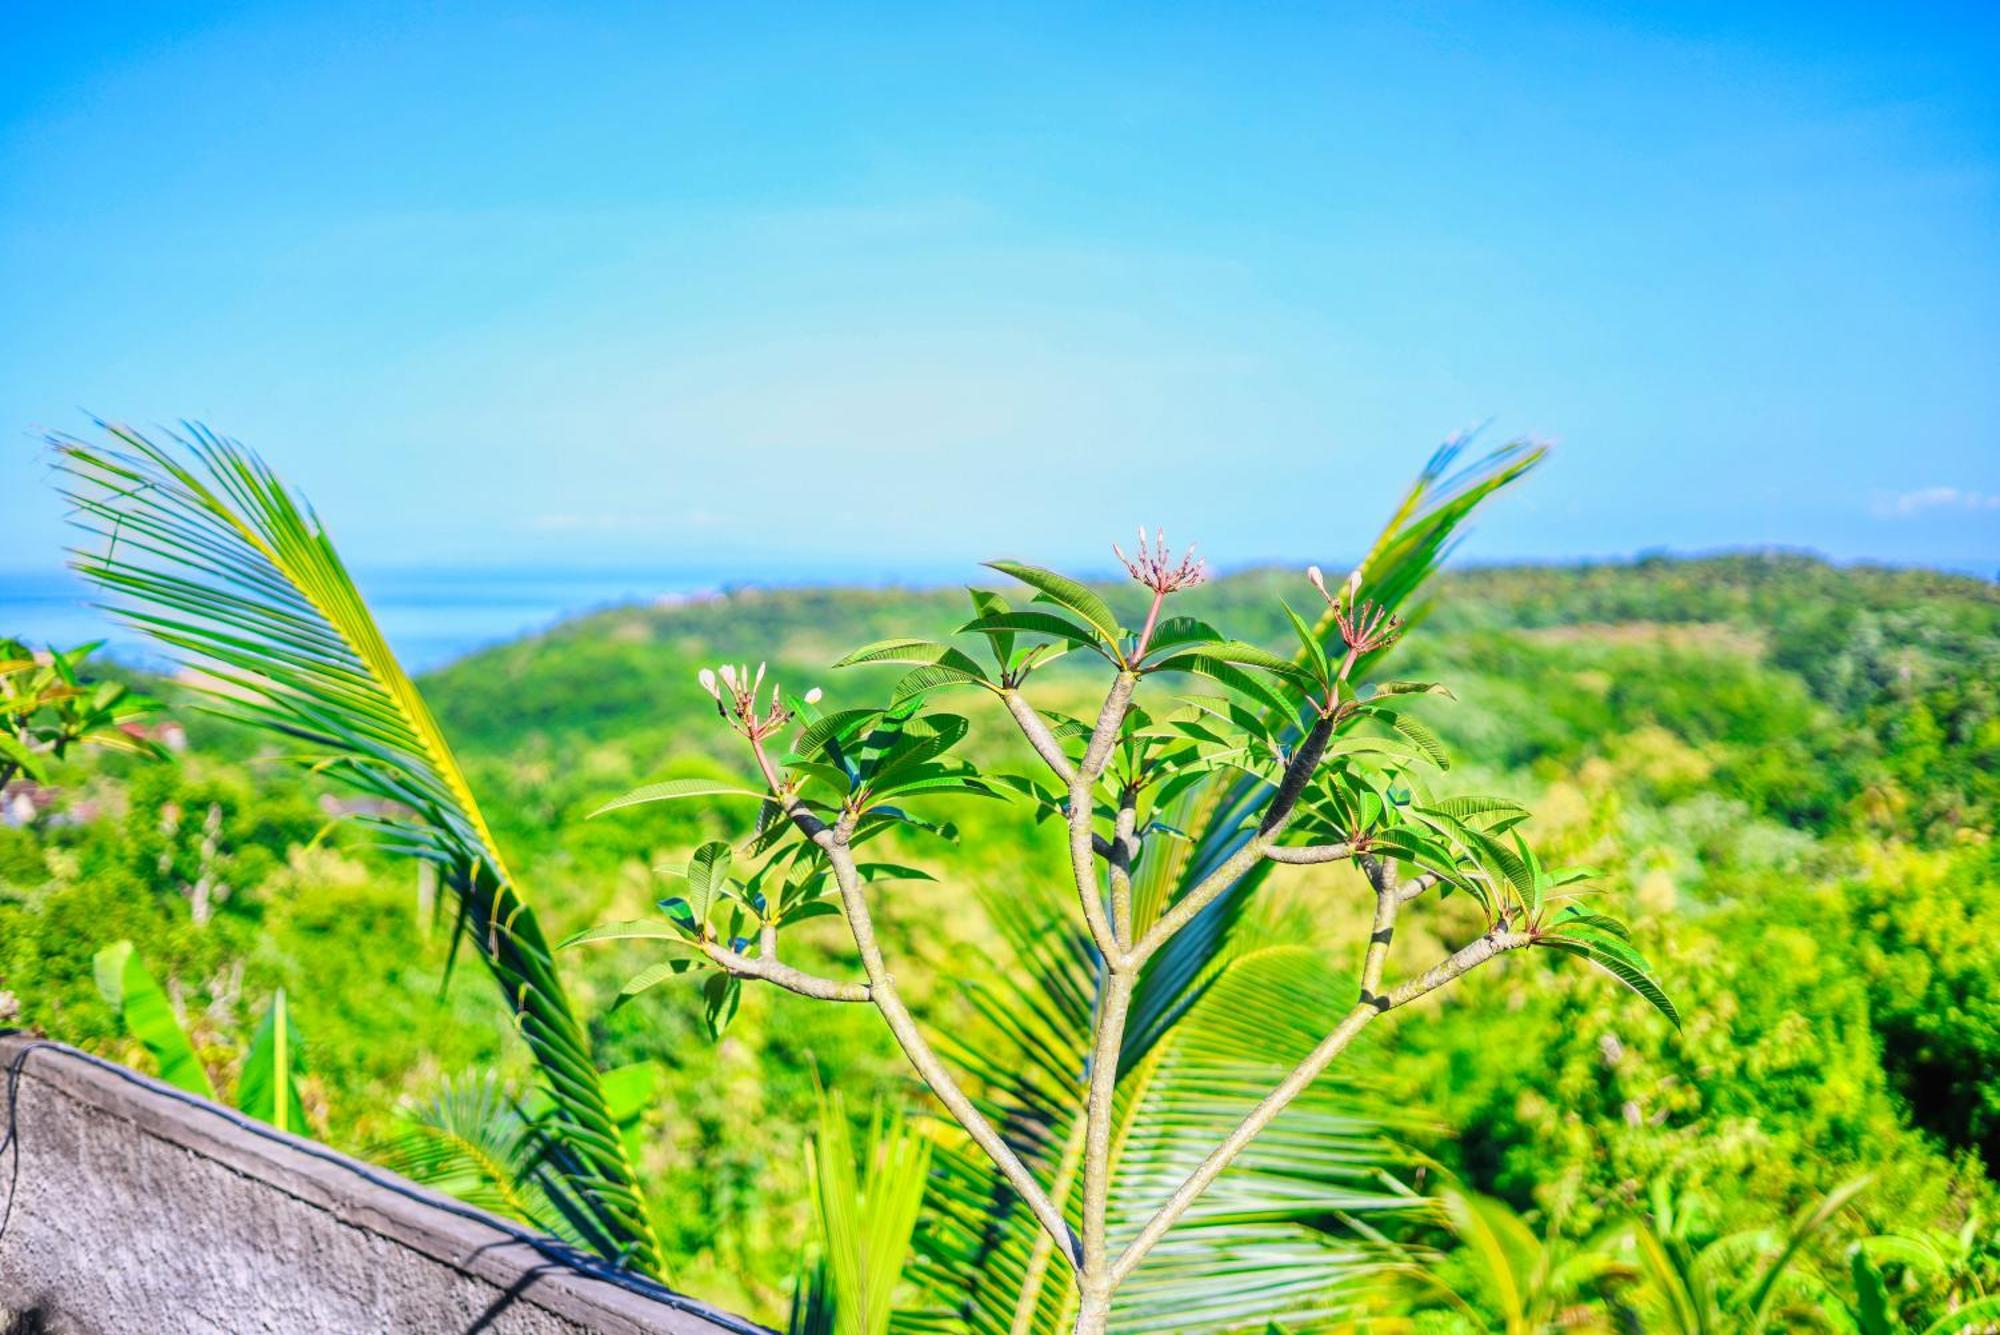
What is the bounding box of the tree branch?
[748,738,1083,1271]
[1001,688,1077,785]
[1397,870,1442,903]
[1357,882,1398,1008]
[699,940,870,1002]
[1378,927,1530,1011]
[1081,966,1133,1279]
[1129,714,1336,964]
[1263,842,1358,865]
[1363,853,1441,904]
[1067,673,1136,964]
[1108,790,1138,945]
[1111,925,1530,1284]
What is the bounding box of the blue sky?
[2,1,1995,580]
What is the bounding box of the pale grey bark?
[698,940,870,1002]
[747,738,1084,1271]
[1110,927,1531,1286]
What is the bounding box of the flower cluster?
[1307,565,1403,655]
[1115,527,1206,596]
[697,661,819,742]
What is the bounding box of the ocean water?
[0,567,719,673]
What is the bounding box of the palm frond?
[794,1093,934,1335]
[55,424,662,1275]
[383,1073,562,1227]
[914,916,1416,1334]
[1099,947,1416,1333]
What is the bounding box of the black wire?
[0,1034,771,1335]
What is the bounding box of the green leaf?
[1145,615,1223,654]
[700,971,742,1040]
[985,560,1124,646]
[779,900,842,927]
[871,771,1000,801]
[0,733,48,782]
[832,639,990,681]
[1189,640,1319,688]
[891,663,992,703]
[965,587,1016,669]
[92,941,217,1100]
[1370,679,1455,699]
[559,920,699,949]
[1387,713,1451,770]
[1536,911,1681,1027]
[792,708,884,762]
[685,840,733,925]
[1849,1249,1892,1335]
[238,988,307,1135]
[796,1092,931,1335]
[1414,795,1526,826]
[590,777,767,817]
[854,862,938,883]
[1279,600,1331,681]
[1922,1295,2000,1334]
[1162,654,1300,719]
[958,611,1105,652]
[612,958,703,1010]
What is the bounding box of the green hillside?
[4,552,1996,1325]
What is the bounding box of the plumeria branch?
[1067,673,1138,964]
[1263,842,1361,865]
[737,727,1085,1272]
[697,939,870,1002]
[1129,713,1336,964]
[1110,925,1531,1285]
[1001,689,1078,785]
[644,542,1639,1331]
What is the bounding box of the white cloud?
[1877,486,2000,518]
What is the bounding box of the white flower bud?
[698,667,719,699]
[804,687,823,704]
[719,664,737,690]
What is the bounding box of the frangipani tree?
[580,496,1679,1331]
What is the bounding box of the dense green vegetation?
[4,551,1996,1328]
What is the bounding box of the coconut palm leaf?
[791,1094,934,1335]
[1098,946,1419,1332]
[382,1073,563,1228]
[1612,1177,1872,1334]
[54,424,663,1276]
[910,902,1418,1334]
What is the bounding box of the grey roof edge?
[0,1031,774,1335]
